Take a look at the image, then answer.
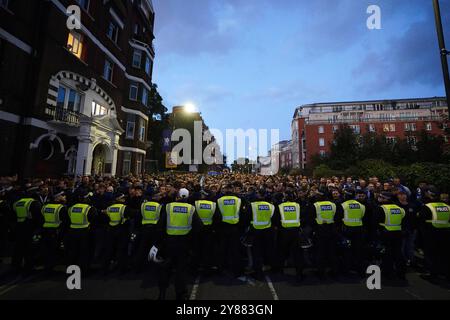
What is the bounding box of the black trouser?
[11,222,34,272]
[251,228,275,275]
[192,226,216,270]
[158,237,190,300]
[102,224,130,273]
[423,227,450,277]
[380,230,405,277]
[314,225,339,275]
[341,226,365,274]
[0,215,7,260]
[217,223,243,276]
[276,228,303,275]
[64,228,93,272]
[41,228,61,271]
[133,224,158,272]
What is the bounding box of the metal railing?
[45,106,80,126]
[305,115,444,125]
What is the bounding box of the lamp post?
[433,0,450,114]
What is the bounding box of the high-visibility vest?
[41,204,64,228]
[140,201,162,225]
[106,204,126,227]
[251,201,274,230]
[195,200,216,226]
[278,202,301,228]
[68,204,91,229]
[13,198,36,223]
[217,196,241,224]
[314,201,336,225]
[380,204,405,231]
[166,202,195,236]
[341,200,365,227]
[425,202,450,229]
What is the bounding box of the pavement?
[1,260,450,300]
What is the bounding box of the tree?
[327,125,359,169]
[231,158,254,173]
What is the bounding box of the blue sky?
[152,0,450,161]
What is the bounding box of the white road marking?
[264,274,279,300]
[404,289,422,300]
[189,275,201,300]
[0,275,39,297]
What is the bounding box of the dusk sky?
[152,0,450,161]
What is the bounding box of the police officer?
[157,188,202,300]
[65,191,98,274]
[216,184,245,278]
[193,193,218,274]
[102,194,131,275]
[374,191,406,280]
[40,191,67,274]
[133,186,163,273]
[248,189,276,280]
[310,191,339,279]
[418,186,450,282]
[275,191,305,282]
[11,186,43,274]
[338,189,366,276]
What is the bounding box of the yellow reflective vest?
[13,198,36,223]
[380,204,405,231]
[425,202,450,229]
[341,200,365,227]
[217,196,241,225]
[141,201,162,225]
[278,202,301,228]
[41,204,64,228]
[68,204,91,229]
[195,200,216,226]
[314,201,336,225]
[251,201,274,230]
[106,204,127,227]
[166,202,195,236]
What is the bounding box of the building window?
[369,124,376,132]
[107,21,119,44]
[319,150,326,157]
[139,118,146,141]
[332,125,338,133]
[122,152,132,176]
[318,126,324,134]
[383,124,390,132]
[67,32,83,59]
[405,123,416,132]
[386,137,397,144]
[92,101,107,116]
[129,83,139,101]
[136,154,143,175]
[132,50,142,68]
[77,0,89,11]
[103,59,114,82]
[406,136,417,145]
[350,125,360,134]
[142,87,148,106]
[0,0,9,9]
[126,115,135,139]
[145,56,152,76]
[426,123,432,131]
[319,138,325,147]
[56,85,82,112]
[389,124,396,132]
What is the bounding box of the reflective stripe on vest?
[278,202,301,228]
[314,201,336,225]
[107,204,126,227]
[68,204,91,229]
[425,203,450,229]
[141,202,162,225]
[251,202,274,230]
[13,198,35,223]
[166,202,194,236]
[380,204,405,231]
[195,200,216,226]
[217,196,241,224]
[342,200,365,227]
[41,204,63,228]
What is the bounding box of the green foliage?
[313,164,342,178]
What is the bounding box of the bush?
[313,164,342,178]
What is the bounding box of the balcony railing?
[45,106,80,126]
[305,115,444,125]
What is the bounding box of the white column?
[76,138,94,176]
[111,147,118,176]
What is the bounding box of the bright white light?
[184,103,197,113]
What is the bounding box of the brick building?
[0,0,156,177]
[291,97,449,169]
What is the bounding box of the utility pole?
[433,0,450,114]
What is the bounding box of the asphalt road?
[1,262,449,300]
